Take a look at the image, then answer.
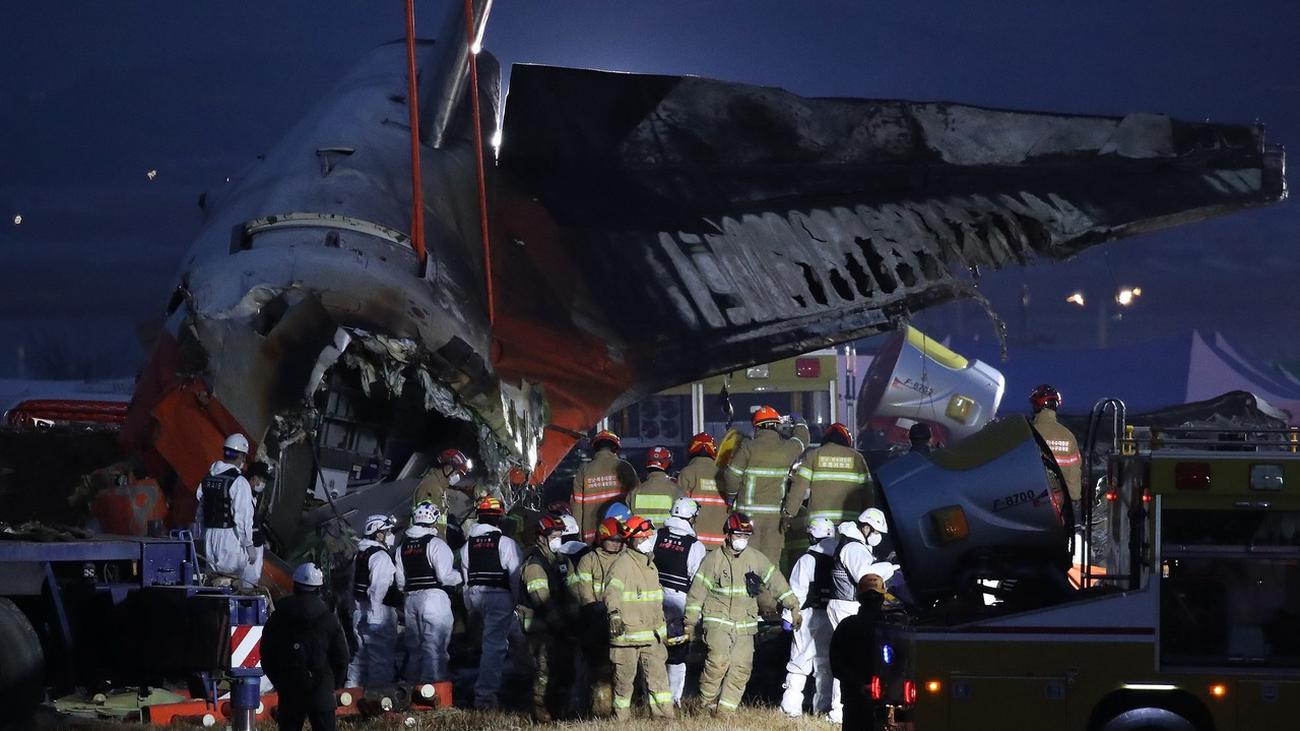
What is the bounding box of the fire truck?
[869,399,1299,730]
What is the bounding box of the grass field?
[336,706,834,731]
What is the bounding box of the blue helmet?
[603,502,631,524]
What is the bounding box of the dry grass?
[337,706,834,731]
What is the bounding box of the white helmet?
[412,501,440,527]
[670,497,699,520]
[807,517,836,540]
[363,514,394,536]
[292,562,324,587]
[224,433,250,454]
[859,507,889,534]
[560,514,580,537]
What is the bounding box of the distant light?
[490,128,502,149]
[1066,292,1086,307]
[1123,683,1178,691]
[926,680,942,694]
[225,177,231,183]
[11,214,21,225]
[470,40,482,55]
[146,169,158,181]
[1132,287,1143,296]
[1210,683,1227,698]
[1116,287,1142,307]
[881,644,894,665]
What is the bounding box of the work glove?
[790,608,803,632]
[778,514,792,534]
[245,546,257,565]
[608,612,625,639]
[683,621,696,643]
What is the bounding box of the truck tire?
[1100,707,1197,731]
[0,598,44,726]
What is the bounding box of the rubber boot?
[781,672,807,717]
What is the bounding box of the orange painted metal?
[150,383,252,527]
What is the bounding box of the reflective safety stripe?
[809,509,859,521]
[622,590,664,602]
[634,494,674,509]
[707,584,749,596]
[739,504,781,514]
[650,691,675,705]
[777,590,795,603]
[613,697,632,709]
[703,617,759,630]
[743,467,790,477]
[727,465,745,476]
[685,603,702,613]
[762,565,775,582]
[796,466,814,480]
[720,698,740,710]
[803,470,868,482]
[693,494,728,505]
[574,489,623,502]
[526,578,548,592]
[612,626,667,644]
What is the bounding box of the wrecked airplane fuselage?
[122,6,1284,574]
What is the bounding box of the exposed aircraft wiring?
[402,0,427,266]
[463,0,496,325]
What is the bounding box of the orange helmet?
[508,467,528,486]
[597,516,624,542]
[591,430,621,451]
[724,512,755,535]
[476,495,505,517]
[623,515,656,542]
[536,515,564,536]
[824,422,853,448]
[687,432,717,459]
[645,446,673,472]
[751,405,781,428]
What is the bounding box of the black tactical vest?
[831,536,862,602]
[400,534,442,592]
[200,468,240,529]
[804,550,835,609]
[353,544,387,600]
[653,526,697,594]
[467,532,510,589]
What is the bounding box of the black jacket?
[261,593,350,705]
[830,597,885,730]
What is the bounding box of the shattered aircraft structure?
[119,1,1285,565]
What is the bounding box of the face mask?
[384,533,396,548]
[548,536,563,552]
[447,472,462,487]
[637,537,656,554]
[867,531,883,547]
[730,536,749,552]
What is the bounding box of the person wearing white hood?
[781,517,839,718]
[195,433,255,585]
[825,507,895,723]
[652,497,707,705]
[395,500,462,684]
[346,514,400,687]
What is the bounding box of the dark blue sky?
[1,1,1297,378]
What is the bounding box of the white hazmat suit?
[394,524,462,682]
[781,536,837,717]
[346,537,399,687]
[653,516,707,704]
[195,461,254,583]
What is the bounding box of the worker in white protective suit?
[195,434,255,585]
[346,514,400,687]
[458,496,522,709]
[781,517,838,718]
[825,507,896,723]
[239,462,272,588]
[652,497,707,705]
[396,500,462,684]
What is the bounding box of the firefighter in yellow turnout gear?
[572,431,640,542]
[572,517,626,716]
[627,446,680,528]
[724,406,809,562]
[604,516,676,720]
[678,433,729,549]
[684,513,801,715]
[784,423,874,526]
[518,516,579,722]
[1029,385,1082,501]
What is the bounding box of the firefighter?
[261,563,350,731]
[572,517,625,716]
[829,574,888,731]
[457,496,522,709]
[241,461,272,588]
[684,513,802,715]
[394,500,461,684]
[723,406,809,564]
[1030,384,1082,505]
[412,448,474,533]
[519,516,580,722]
[677,432,729,549]
[653,497,707,704]
[826,507,893,723]
[571,430,639,543]
[784,422,874,530]
[908,422,933,455]
[781,517,838,719]
[605,516,675,720]
[628,446,680,528]
[195,433,256,584]
[346,514,399,687]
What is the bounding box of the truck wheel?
[0,598,44,725]
[1101,707,1197,731]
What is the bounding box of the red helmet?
[439,448,473,475]
[623,515,656,542]
[687,432,718,459]
[597,516,624,542]
[724,512,755,536]
[476,495,505,517]
[824,422,853,448]
[1030,384,1062,412]
[645,446,673,472]
[591,430,621,451]
[508,467,529,486]
[751,405,782,428]
[536,515,564,536]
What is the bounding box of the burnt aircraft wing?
[491,64,1285,473]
